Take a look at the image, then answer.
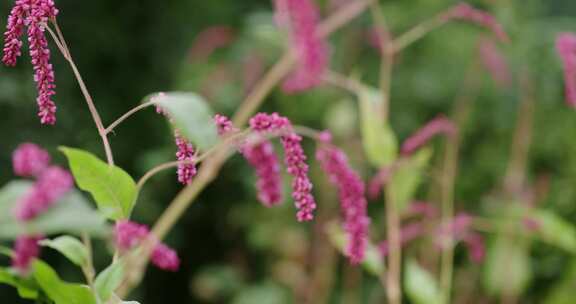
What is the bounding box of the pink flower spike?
[407,201,438,218]
[14,166,73,221]
[479,37,512,88]
[444,2,509,43]
[12,143,51,177]
[2,0,28,67]
[175,133,197,185]
[114,220,150,252]
[463,232,485,263]
[151,243,180,272]
[401,115,457,155]
[12,234,43,274]
[242,140,284,207]
[214,114,237,136]
[249,113,316,221]
[379,222,425,257]
[189,26,235,62]
[317,139,370,264]
[556,33,576,107]
[275,0,329,93]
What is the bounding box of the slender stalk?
[387,15,447,55]
[384,189,401,304]
[104,100,157,135]
[369,0,393,119]
[47,22,115,166]
[81,232,100,304]
[439,59,482,302]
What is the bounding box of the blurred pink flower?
[189,26,235,62]
[443,2,509,43]
[401,115,457,155]
[12,234,43,273]
[273,0,329,93]
[556,33,576,107]
[14,166,73,221]
[317,137,370,264]
[12,143,51,177]
[479,37,512,88]
[151,243,180,272]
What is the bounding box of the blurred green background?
[1,0,576,303]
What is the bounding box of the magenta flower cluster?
[556,33,576,107]
[316,134,370,264]
[215,114,284,207]
[10,143,73,272]
[154,93,198,185]
[250,113,316,221]
[114,220,180,272]
[273,0,328,93]
[12,143,73,222]
[12,235,43,273]
[443,3,509,43]
[401,115,457,155]
[2,0,59,125]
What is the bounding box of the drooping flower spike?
[273,0,329,93]
[114,220,181,272]
[479,37,512,88]
[316,133,370,264]
[154,93,198,185]
[556,33,576,108]
[2,0,60,125]
[12,234,43,273]
[401,115,457,155]
[443,2,509,43]
[215,114,284,207]
[250,113,316,221]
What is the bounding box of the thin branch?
[104,100,156,135]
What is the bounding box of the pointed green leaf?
[60,147,137,220]
[94,261,125,302]
[151,92,219,150]
[483,236,531,297]
[0,268,39,299]
[0,181,108,239]
[325,221,385,277]
[404,259,444,304]
[358,87,398,167]
[40,236,89,267]
[389,148,433,211]
[32,260,97,304]
[528,209,576,253]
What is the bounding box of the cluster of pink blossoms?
[154,93,198,185]
[556,33,576,108]
[250,113,316,221]
[479,37,512,88]
[10,143,73,272]
[2,0,59,125]
[401,115,457,155]
[316,132,370,264]
[114,221,180,271]
[443,2,509,43]
[215,114,284,207]
[273,0,329,93]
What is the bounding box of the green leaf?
[389,148,433,211]
[60,147,137,221]
[483,236,531,297]
[325,221,385,277]
[404,259,444,304]
[0,246,13,257]
[32,260,97,304]
[544,260,576,304]
[40,236,89,267]
[358,87,398,167]
[528,209,576,253]
[0,268,39,299]
[151,92,219,150]
[94,261,125,302]
[0,181,109,239]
